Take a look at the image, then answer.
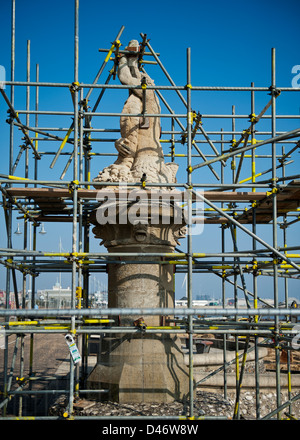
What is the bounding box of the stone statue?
[93,40,178,185]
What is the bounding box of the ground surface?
[49,389,300,420]
[1,331,300,419]
[0,332,70,415]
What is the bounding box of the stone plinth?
[87,334,189,403]
[87,193,190,403]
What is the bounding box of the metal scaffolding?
[0,0,300,421]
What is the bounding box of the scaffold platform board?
[6,179,300,224]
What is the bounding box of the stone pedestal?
[87,334,189,403]
[87,193,190,403]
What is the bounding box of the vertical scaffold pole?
[25,40,30,182]
[252,203,260,418]
[69,0,79,417]
[221,129,227,400]
[271,47,281,418]
[251,82,256,193]
[283,215,292,413]
[9,0,15,176]
[251,81,260,418]
[28,63,39,406]
[221,128,227,399]
[3,0,16,416]
[186,47,194,418]
[231,105,236,186]
[19,39,31,417]
[77,88,84,390]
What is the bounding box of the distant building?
[93,290,108,308]
[0,290,4,307]
[196,294,210,301]
[37,282,72,309]
[175,296,209,307]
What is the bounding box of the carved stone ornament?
[90,196,186,249]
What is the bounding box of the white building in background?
[93,290,108,308]
[175,297,209,307]
[37,282,108,309]
[38,282,72,309]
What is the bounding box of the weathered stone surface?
[90,198,186,327]
[88,201,190,402]
[87,335,190,403]
[93,40,178,185]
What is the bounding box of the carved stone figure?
[93,40,178,185]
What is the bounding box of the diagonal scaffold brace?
[192,127,300,171]
[60,31,164,179]
[50,25,126,171]
[233,89,281,183]
[140,33,222,180]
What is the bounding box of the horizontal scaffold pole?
[0,307,299,318]
[4,81,300,92]
[185,184,300,273]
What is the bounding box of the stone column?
[87,194,191,403]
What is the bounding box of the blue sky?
[0,0,299,302]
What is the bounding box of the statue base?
[87,334,190,403]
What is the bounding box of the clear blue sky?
[0,0,299,302]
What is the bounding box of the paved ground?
[0,332,70,416]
